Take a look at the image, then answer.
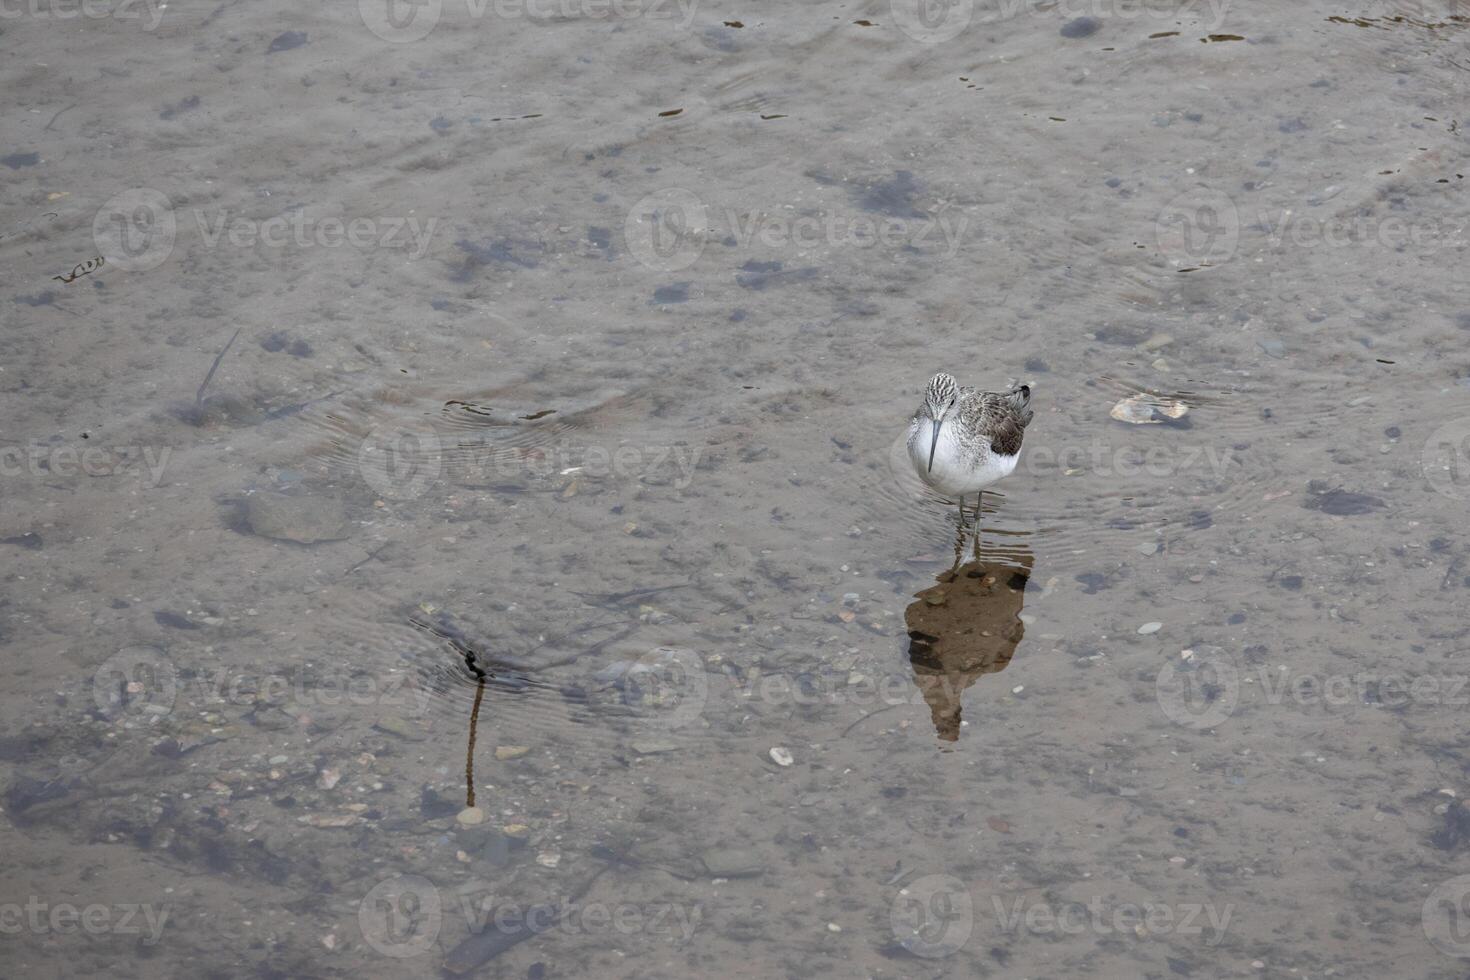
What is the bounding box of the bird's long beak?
[927,417,943,472]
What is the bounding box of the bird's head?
[922,373,959,420]
[921,373,959,472]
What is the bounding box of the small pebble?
[536,851,561,868]
[456,806,485,827]
[769,746,794,767]
[1138,622,1163,635]
[495,745,530,761]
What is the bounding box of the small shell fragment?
[769,746,794,767]
[1110,393,1189,425]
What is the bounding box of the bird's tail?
[1004,381,1033,425]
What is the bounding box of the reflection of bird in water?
[905,542,1033,741]
[905,373,1033,560]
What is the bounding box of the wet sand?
[4,1,1470,977]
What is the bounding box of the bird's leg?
[950,494,966,572]
[972,491,983,561]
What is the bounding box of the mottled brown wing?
[965,388,1032,457]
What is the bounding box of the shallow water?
[4,1,1470,976]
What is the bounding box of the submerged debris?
[240,493,351,544]
[1110,393,1190,425]
[1303,483,1386,516]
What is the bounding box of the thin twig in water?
[196,328,241,408]
[465,677,485,807]
[569,584,689,606]
[43,103,77,132]
[841,702,904,737]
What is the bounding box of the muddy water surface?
[4,1,1470,977]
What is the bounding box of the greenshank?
[906,373,1033,528]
